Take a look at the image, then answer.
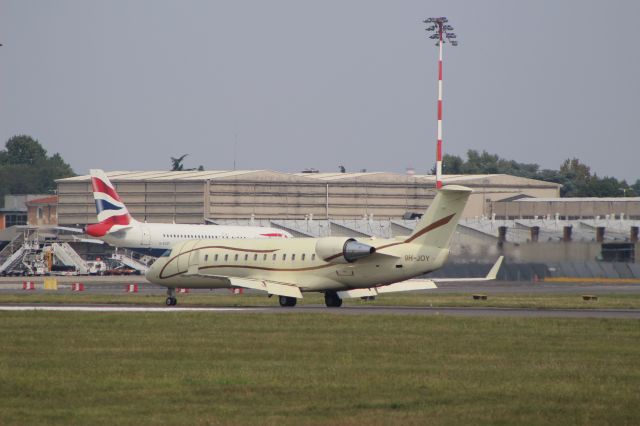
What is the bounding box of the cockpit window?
[160,249,172,257]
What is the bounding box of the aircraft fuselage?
[146,237,449,292]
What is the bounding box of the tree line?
[439,150,640,197]
[0,135,75,207]
[1,136,638,205]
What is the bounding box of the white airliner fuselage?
[100,222,290,257]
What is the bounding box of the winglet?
[485,256,504,280]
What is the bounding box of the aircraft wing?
[338,279,437,299]
[72,236,105,244]
[184,267,302,298]
[431,256,503,283]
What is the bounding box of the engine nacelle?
[315,237,376,264]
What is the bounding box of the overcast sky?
[2,1,639,181]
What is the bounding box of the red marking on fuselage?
[85,214,131,237]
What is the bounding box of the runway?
[1,304,639,318]
[2,277,640,295]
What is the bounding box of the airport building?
[55,170,561,226]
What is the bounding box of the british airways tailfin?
[85,169,136,237]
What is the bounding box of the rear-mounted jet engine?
[315,237,376,263]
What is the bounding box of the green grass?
[0,312,639,425]
[2,292,640,309]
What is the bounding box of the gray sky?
[2,1,639,181]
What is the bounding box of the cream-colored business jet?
[146,185,501,307]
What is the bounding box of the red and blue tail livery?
[85,169,135,237]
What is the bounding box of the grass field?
[1,312,639,425]
[2,291,640,309]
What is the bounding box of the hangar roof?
[58,171,561,188]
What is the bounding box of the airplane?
[84,169,292,256]
[146,185,499,307]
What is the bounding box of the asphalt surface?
[1,304,639,318]
[2,277,640,295]
[2,277,640,318]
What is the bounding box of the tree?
[442,154,463,174]
[0,135,75,206]
[1,135,47,165]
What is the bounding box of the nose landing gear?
[166,288,177,306]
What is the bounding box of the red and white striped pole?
[424,17,457,190]
[436,26,444,189]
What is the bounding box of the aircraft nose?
[145,262,159,282]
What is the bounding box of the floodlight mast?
[423,17,458,189]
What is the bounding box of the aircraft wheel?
[166,297,177,306]
[279,295,297,307]
[324,291,343,308]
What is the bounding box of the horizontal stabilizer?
[107,224,133,234]
[338,279,437,299]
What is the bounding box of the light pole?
[423,17,458,189]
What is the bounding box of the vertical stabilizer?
[85,169,135,237]
[405,185,471,248]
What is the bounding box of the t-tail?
[404,185,472,249]
[84,169,136,237]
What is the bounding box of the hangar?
[56,170,560,226]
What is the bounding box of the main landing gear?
[324,291,343,308]
[166,288,177,306]
[279,296,297,307]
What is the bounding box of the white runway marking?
[0,305,260,313]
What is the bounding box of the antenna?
[233,133,238,170]
[423,17,458,189]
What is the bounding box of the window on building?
[282,254,286,261]
[244,254,248,261]
[291,254,296,261]
[234,254,238,261]
[272,254,276,261]
[214,254,219,261]
[302,254,306,261]
[311,254,316,261]
[224,254,228,261]
[254,254,257,261]
[5,214,27,227]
